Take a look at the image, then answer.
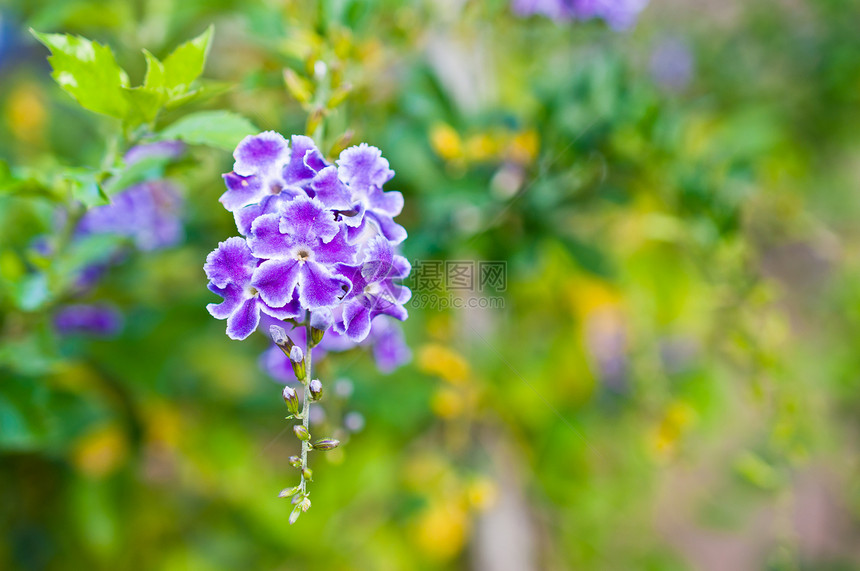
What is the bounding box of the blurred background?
[2,0,860,569]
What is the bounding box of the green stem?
[299,320,313,495]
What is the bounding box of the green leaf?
[121,86,164,127]
[64,169,109,207]
[14,273,50,311]
[163,80,232,110]
[31,30,129,119]
[156,110,257,151]
[0,161,59,200]
[102,154,172,197]
[142,49,166,91]
[162,25,214,99]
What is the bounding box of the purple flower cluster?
[205,132,411,354]
[53,303,123,337]
[512,0,648,30]
[77,141,185,251]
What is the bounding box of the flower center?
[296,249,311,262]
[246,286,258,297]
[269,182,282,194]
[364,282,380,296]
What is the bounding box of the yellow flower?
[464,133,497,162]
[430,123,463,161]
[412,499,469,561]
[431,387,464,418]
[650,401,695,460]
[506,129,539,165]
[466,477,498,511]
[72,423,128,478]
[418,344,471,384]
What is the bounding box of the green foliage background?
[2,0,860,569]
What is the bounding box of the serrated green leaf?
[142,49,166,90]
[156,110,257,151]
[31,29,129,119]
[162,25,213,99]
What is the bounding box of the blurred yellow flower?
[412,498,470,561]
[506,129,539,165]
[143,400,183,448]
[6,82,46,144]
[431,387,465,418]
[418,343,471,384]
[430,123,463,161]
[464,132,497,162]
[72,423,128,478]
[650,401,696,460]
[465,477,498,511]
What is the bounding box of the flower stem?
[299,320,313,495]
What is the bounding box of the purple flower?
[649,37,694,90]
[204,237,301,340]
[512,0,648,30]
[206,131,410,348]
[367,317,411,373]
[123,140,186,165]
[54,303,123,336]
[76,181,183,251]
[220,134,327,212]
[335,144,406,245]
[334,235,411,342]
[248,196,355,310]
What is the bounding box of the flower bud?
[302,467,313,481]
[270,325,289,346]
[306,105,325,136]
[328,130,354,158]
[290,345,303,362]
[300,497,312,512]
[291,493,303,505]
[278,485,300,498]
[293,424,310,441]
[309,379,323,401]
[289,504,302,525]
[313,438,340,451]
[288,455,301,468]
[282,386,299,416]
[284,68,313,104]
[326,82,353,109]
[290,345,306,380]
[309,309,332,347]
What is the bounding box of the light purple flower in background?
[77,140,186,252]
[76,181,183,251]
[512,0,648,30]
[368,317,412,373]
[649,37,694,90]
[123,140,186,165]
[204,237,301,340]
[54,303,123,337]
